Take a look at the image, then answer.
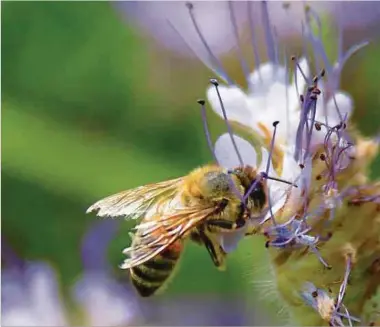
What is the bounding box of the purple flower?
[115,1,380,57]
[2,221,140,326]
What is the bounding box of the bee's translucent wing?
[120,206,217,269]
[86,177,183,219]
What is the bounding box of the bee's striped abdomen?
[130,240,183,297]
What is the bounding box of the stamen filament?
[261,1,276,63]
[228,0,250,80]
[186,2,233,85]
[210,78,244,167]
[197,99,219,164]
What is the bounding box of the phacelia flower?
[116,1,380,57]
[179,1,379,326]
[1,221,140,327]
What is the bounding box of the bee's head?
[228,166,267,211]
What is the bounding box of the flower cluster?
[174,2,380,326]
[1,221,140,327]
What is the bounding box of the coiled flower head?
[173,2,380,326]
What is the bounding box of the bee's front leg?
[206,219,245,233]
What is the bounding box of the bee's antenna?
[197,99,220,165]
[210,78,245,168]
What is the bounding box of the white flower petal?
[249,63,286,95]
[206,85,251,125]
[214,133,257,169]
[324,92,353,125]
[263,187,288,222]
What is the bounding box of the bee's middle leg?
[196,226,226,270]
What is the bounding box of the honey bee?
[87,164,268,297]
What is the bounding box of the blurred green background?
[2,1,380,324]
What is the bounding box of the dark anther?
[299,163,305,169]
[343,123,347,129]
[300,94,304,103]
[315,122,322,131]
[210,78,219,86]
[265,241,270,248]
[320,69,326,77]
[313,75,319,83]
[312,290,318,298]
[316,175,322,180]
[308,86,314,91]
[326,232,333,239]
[197,99,205,105]
[273,121,280,127]
[310,94,318,100]
[186,2,194,9]
[291,55,296,61]
[312,88,321,95]
[236,217,245,228]
[320,153,326,161]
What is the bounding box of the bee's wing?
[86,177,183,219]
[121,206,217,269]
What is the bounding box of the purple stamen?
[247,1,262,80]
[243,121,297,203]
[210,78,244,167]
[261,1,276,63]
[337,4,343,65]
[198,99,220,164]
[304,92,318,160]
[293,56,310,85]
[332,93,344,123]
[334,255,352,312]
[333,40,369,90]
[266,121,279,174]
[228,1,250,80]
[185,2,233,85]
[309,245,331,269]
[294,87,314,162]
[198,99,244,202]
[166,19,230,84]
[284,51,290,138]
[304,6,332,74]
